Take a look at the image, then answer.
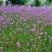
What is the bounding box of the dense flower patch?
[0,6,52,52]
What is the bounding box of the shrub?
[0,1,3,5]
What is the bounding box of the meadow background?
[0,6,52,52]
[0,0,52,52]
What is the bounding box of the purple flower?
[0,16,4,22]
[16,42,21,47]
[0,47,3,51]
[33,24,36,30]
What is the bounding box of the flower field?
[0,6,52,52]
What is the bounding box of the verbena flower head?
[16,42,21,47]
[0,16,4,22]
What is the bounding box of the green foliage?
[21,0,27,4]
[33,0,41,6]
[47,0,52,4]
[0,1,3,5]
[9,0,27,5]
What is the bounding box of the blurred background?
[0,0,52,6]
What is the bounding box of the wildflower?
[16,42,21,47]
[30,38,34,41]
[0,16,4,22]
[27,41,29,46]
[39,32,43,35]
[26,25,29,28]
[44,31,47,34]
[30,29,36,32]
[38,36,41,39]
[50,37,52,40]
[6,42,8,44]
[3,36,5,39]
[33,24,36,29]
[0,47,3,51]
